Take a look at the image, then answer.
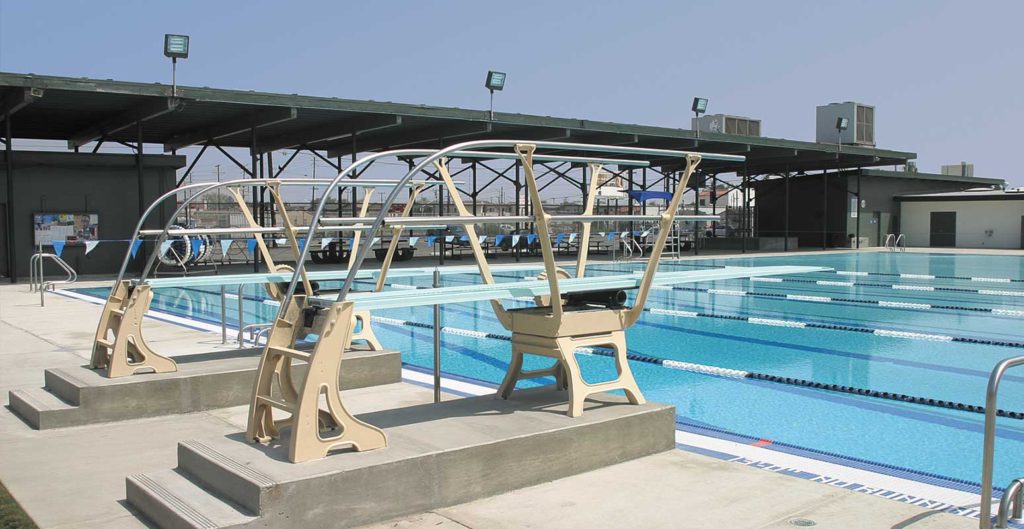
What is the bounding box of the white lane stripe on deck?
[673,430,981,520]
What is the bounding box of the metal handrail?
[884,233,896,251]
[895,233,906,252]
[28,251,78,306]
[980,355,1024,528]
[241,323,274,346]
[997,478,1024,528]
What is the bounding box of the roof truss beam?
[68,97,181,149]
[162,107,297,152]
[258,114,403,154]
[325,120,493,157]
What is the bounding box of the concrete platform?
[8,346,401,429]
[126,388,675,529]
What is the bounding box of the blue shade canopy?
[626,190,673,203]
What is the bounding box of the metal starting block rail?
[91,170,460,378]
[245,139,822,463]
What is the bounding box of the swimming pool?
[73,251,1024,490]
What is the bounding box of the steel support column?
[784,169,790,252]
[251,127,260,273]
[741,169,748,254]
[856,171,862,248]
[136,120,146,266]
[471,161,478,215]
[823,171,829,250]
[4,113,13,282]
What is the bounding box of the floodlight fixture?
[485,70,507,120]
[691,97,708,114]
[835,117,849,131]
[164,34,190,96]
[692,97,708,140]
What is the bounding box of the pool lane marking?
[746,276,1024,298]
[405,352,987,518]
[419,276,1024,348]
[370,315,1024,420]
[50,289,996,516]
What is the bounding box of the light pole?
[163,34,190,97]
[828,117,849,250]
[485,71,506,120]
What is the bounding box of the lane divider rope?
[389,280,1024,349]
[369,316,1024,419]
[672,285,1022,317]
[662,260,1024,284]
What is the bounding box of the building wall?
[0,151,185,279]
[899,200,1024,248]
[754,172,996,248]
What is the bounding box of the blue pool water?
[74,252,1024,488]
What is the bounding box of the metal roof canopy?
[0,72,915,175]
[751,168,1004,187]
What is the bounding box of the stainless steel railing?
[28,251,78,306]
[979,355,1024,528]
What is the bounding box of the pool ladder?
[980,356,1024,528]
[28,251,78,306]
[884,233,906,252]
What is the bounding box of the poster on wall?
[33,213,100,246]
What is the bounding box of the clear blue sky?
[1,0,1022,186]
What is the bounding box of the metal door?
[930,211,956,247]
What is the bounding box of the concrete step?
[126,469,255,529]
[8,387,77,430]
[129,388,675,528]
[176,440,270,513]
[15,348,401,429]
[44,367,86,405]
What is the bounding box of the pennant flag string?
[130,240,143,259]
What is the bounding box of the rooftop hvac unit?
[941,162,974,177]
[594,170,626,198]
[816,102,874,146]
[692,114,762,137]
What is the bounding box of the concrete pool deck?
[0,271,984,528]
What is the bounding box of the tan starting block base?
[8,346,401,429]
[126,387,675,529]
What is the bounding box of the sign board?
[33,213,99,246]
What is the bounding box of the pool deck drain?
[0,276,992,528]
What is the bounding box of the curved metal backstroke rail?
[329,140,745,307]
[980,355,1024,529]
[273,147,662,315]
[96,172,447,378]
